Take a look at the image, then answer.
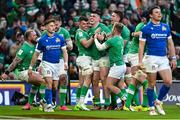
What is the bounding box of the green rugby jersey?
[75,28,91,56]
[105,35,124,67]
[16,41,35,71]
[88,23,111,60]
[128,22,145,54]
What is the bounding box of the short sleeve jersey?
[57,27,71,42]
[75,28,91,56]
[128,22,145,54]
[122,25,131,55]
[16,41,35,71]
[88,23,111,60]
[57,27,71,58]
[140,21,171,56]
[105,35,124,67]
[36,33,66,63]
[108,24,131,55]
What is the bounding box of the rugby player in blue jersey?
[28,19,68,112]
[139,6,177,115]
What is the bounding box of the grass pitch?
[0,105,180,119]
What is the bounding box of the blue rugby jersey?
[36,33,66,63]
[140,21,171,56]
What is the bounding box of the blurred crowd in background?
[0,0,180,80]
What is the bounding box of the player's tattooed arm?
[6,56,22,72]
[66,39,73,50]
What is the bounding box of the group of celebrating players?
[1,5,177,116]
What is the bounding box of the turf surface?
[0,105,180,119]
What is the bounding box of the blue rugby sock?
[147,88,155,107]
[45,89,52,104]
[158,84,170,101]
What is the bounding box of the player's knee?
[82,66,93,76]
[148,81,156,88]
[164,80,172,86]
[60,75,67,85]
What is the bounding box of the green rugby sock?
[80,86,88,97]
[104,98,110,106]
[94,98,101,106]
[111,93,117,106]
[142,80,148,89]
[133,89,140,106]
[28,85,38,104]
[39,85,46,99]
[59,85,67,106]
[125,84,135,108]
[76,87,81,100]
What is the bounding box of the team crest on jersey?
[162,26,167,31]
[79,32,83,37]
[56,38,60,42]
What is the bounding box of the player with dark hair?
[139,6,176,115]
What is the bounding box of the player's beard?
[31,40,37,45]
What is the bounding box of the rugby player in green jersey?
[52,16,73,110]
[94,23,126,110]
[124,12,149,111]
[88,11,111,110]
[74,16,94,111]
[108,10,130,109]
[124,11,157,112]
[1,29,45,110]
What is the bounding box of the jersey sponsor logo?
[151,33,167,39]
[46,45,61,50]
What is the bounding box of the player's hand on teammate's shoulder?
[97,33,105,41]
